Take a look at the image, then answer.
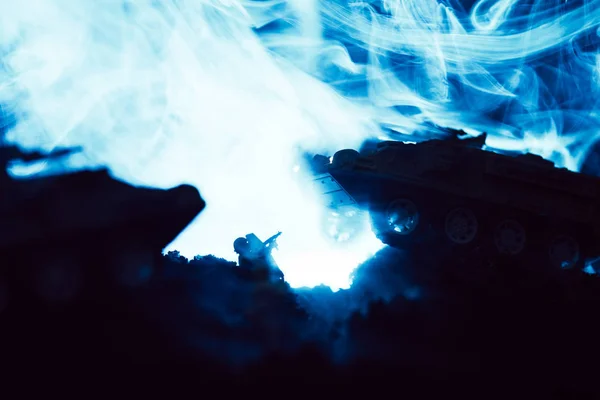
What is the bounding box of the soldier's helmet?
[233,237,251,255]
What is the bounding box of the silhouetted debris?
[1,240,600,396]
[0,127,205,314]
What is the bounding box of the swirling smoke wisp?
[1,0,599,289]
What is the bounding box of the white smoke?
[0,0,383,290]
[1,0,600,289]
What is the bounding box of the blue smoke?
[1,0,599,289]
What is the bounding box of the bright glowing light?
[2,0,600,289]
[273,228,383,291]
[0,0,381,290]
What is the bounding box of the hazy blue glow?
[1,0,599,289]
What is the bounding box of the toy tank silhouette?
[312,129,600,272]
[0,142,205,313]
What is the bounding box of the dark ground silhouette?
[1,245,599,397]
[1,122,599,397]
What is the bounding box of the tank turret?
[312,130,600,272]
[0,140,205,313]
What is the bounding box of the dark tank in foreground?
[0,142,205,313]
[312,129,600,272]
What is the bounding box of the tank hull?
[315,134,600,272]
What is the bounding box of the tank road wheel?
[444,207,478,245]
[331,149,359,168]
[548,235,580,269]
[370,197,427,250]
[494,219,526,256]
[386,198,420,235]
